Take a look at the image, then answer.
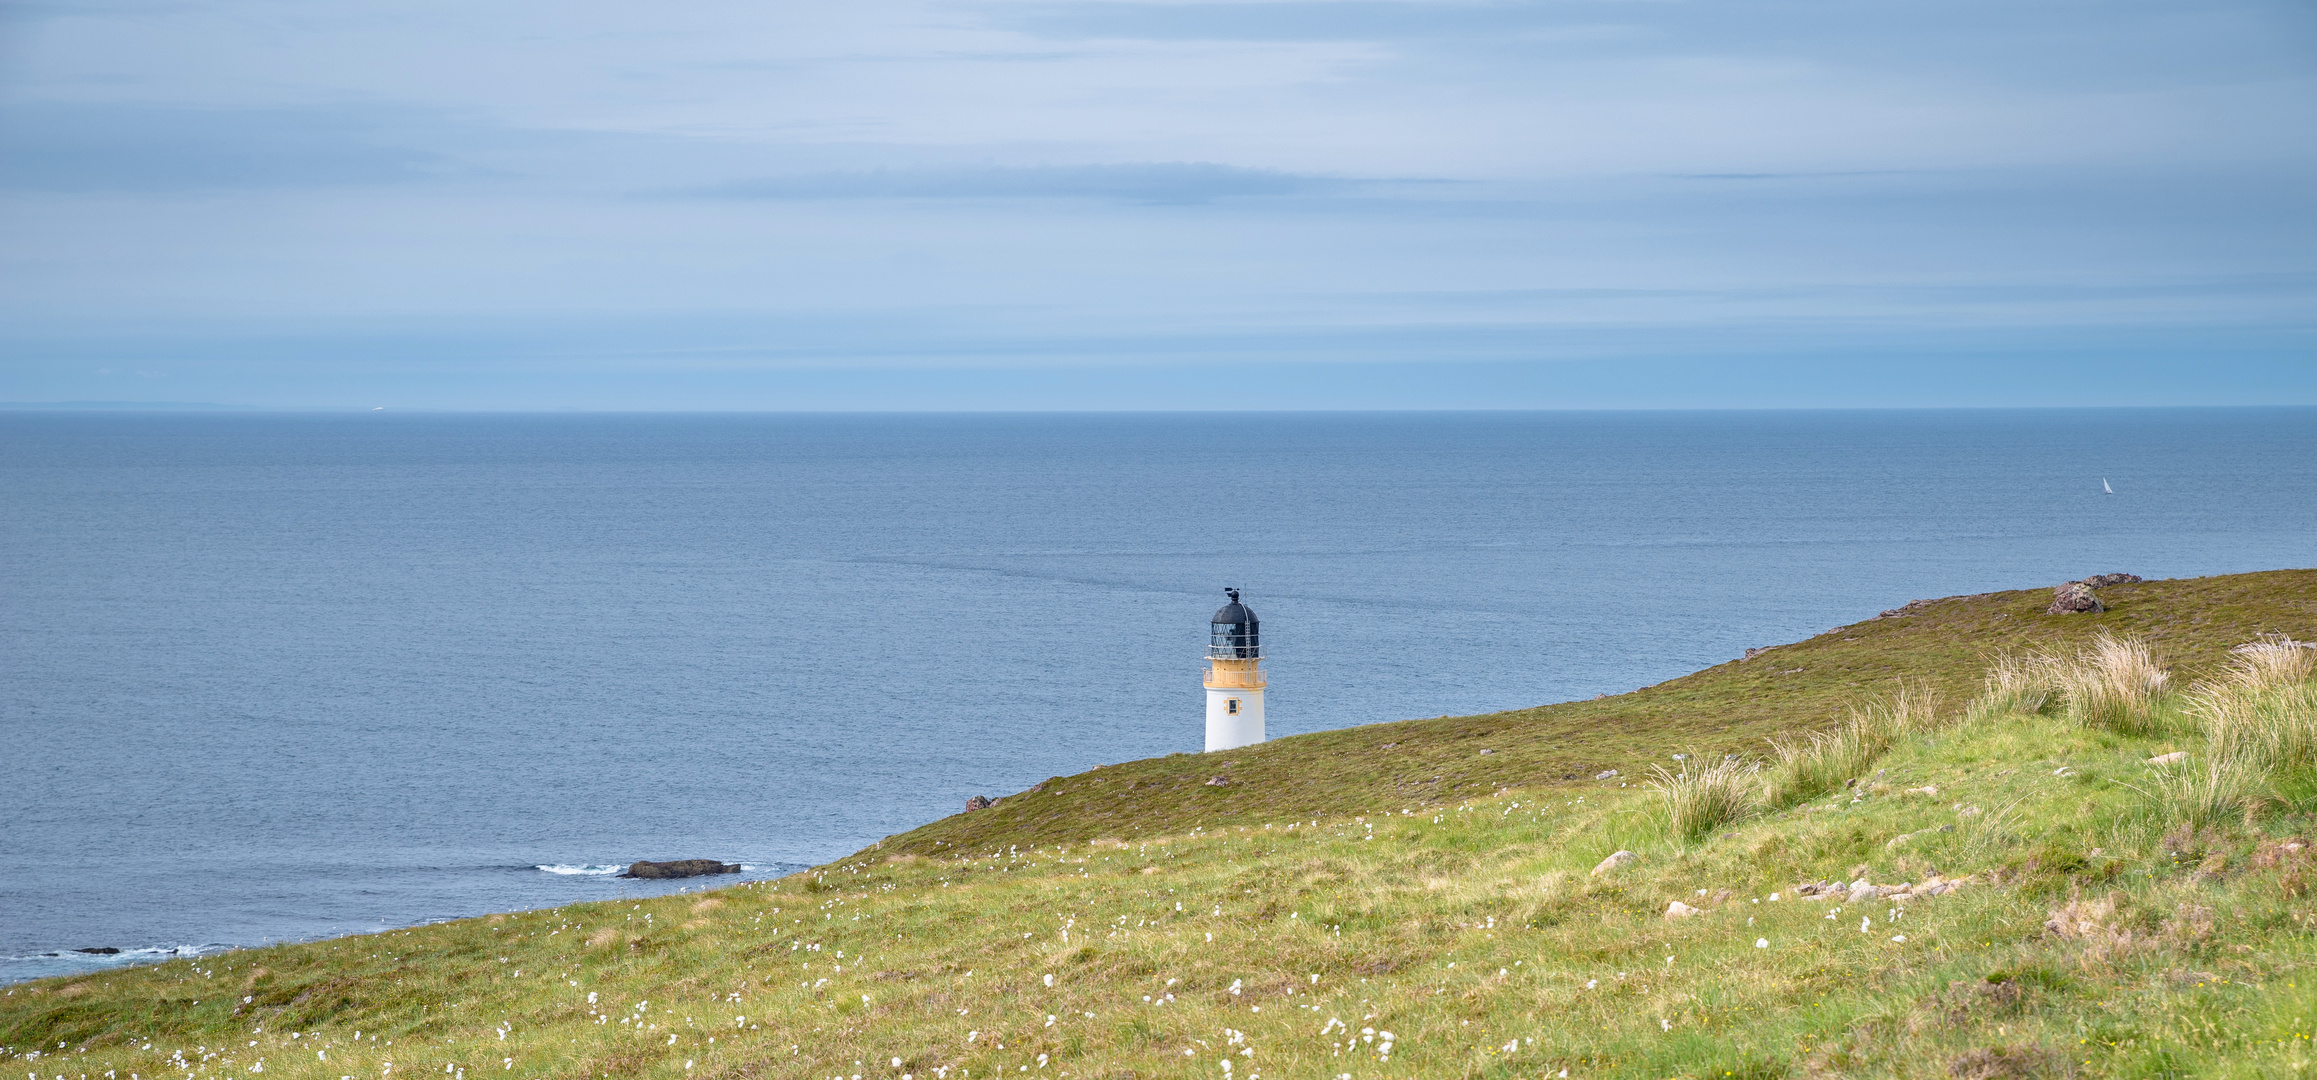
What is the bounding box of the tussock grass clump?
[1647,755,1759,840]
[1967,650,2058,721]
[2194,681,2317,782]
[2146,757,2263,831]
[1763,685,1941,807]
[2129,637,2317,827]
[2054,633,2170,734]
[1764,723,1886,806]
[2219,634,2317,693]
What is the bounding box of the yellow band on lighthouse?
[1203,657,1267,690]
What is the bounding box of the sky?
[1,0,2313,409]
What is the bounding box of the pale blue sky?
[2,0,2312,408]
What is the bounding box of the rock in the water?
[74,947,120,955]
[2082,573,2142,587]
[963,795,993,812]
[1592,850,1639,876]
[1664,900,1701,919]
[2046,582,2104,614]
[2147,751,2190,766]
[622,859,740,879]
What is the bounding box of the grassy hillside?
[895,570,2317,855]
[7,569,2317,1080]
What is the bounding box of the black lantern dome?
[1209,588,1260,659]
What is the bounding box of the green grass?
[8,569,2317,1080]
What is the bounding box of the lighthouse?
[1204,588,1266,752]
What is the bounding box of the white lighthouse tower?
[1204,588,1266,752]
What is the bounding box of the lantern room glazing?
[1208,588,1261,659]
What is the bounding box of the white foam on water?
[535,864,624,876]
[5,943,229,962]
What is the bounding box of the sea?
[3,409,2313,984]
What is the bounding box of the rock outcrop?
[2048,574,2131,616]
[621,859,741,879]
[2047,581,2104,614]
[2047,573,2141,614]
[1592,850,1639,876]
[963,795,993,812]
[1790,873,1974,901]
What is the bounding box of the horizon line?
[7,402,2316,415]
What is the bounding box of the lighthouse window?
[1227,698,1240,715]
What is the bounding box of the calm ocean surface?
[3,409,2312,982]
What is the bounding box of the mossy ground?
[6,570,2315,1079]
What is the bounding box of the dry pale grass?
[1764,725,1881,807]
[2145,757,2263,832]
[2110,638,2317,829]
[2175,641,2317,818]
[1647,755,1760,840]
[1764,684,1942,806]
[2055,633,2170,734]
[2195,682,2317,778]
[2218,634,2317,693]
[1966,650,2058,721]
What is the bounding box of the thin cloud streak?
[676,163,1353,203]
[0,102,444,192]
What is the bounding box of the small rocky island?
[619,859,741,879]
